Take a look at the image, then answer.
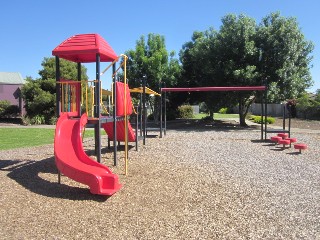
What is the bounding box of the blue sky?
[1,0,319,92]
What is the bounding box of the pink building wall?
[0,84,25,115]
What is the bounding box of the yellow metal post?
[124,55,128,175]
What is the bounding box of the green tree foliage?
[22,77,56,120]
[296,92,320,119]
[215,14,259,126]
[179,29,225,116]
[0,100,19,117]
[180,14,260,125]
[180,12,314,126]
[315,89,320,103]
[125,33,181,121]
[126,33,180,89]
[256,12,314,102]
[21,57,88,124]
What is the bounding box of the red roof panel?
[52,34,118,63]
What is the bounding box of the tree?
[21,57,88,124]
[256,12,314,103]
[179,12,314,126]
[179,29,226,117]
[214,14,260,126]
[180,14,260,125]
[125,33,181,120]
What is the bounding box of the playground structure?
[270,132,308,153]
[264,103,292,138]
[52,33,162,195]
[52,33,134,195]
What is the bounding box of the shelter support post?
[143,76,146,145]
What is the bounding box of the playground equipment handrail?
[100,54,127,76]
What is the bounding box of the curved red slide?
[54,113,121,195]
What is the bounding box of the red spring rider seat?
[270,136,282,145]
[277,133,288,139]
[278,139,290,149]
[286,138,297,147]
[294,143,308,153]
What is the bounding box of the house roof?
[52,33,118,63]
[0,72,25,84]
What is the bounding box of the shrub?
[199,102,208,113]
[49,116,58,125]
[218,107,228,114]
[31,115,45,125]
[21,115,32,125]
[0,100,19,118]
[0,100,11,116]
[177,105,194,119]
[250,115,275,124]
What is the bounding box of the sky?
[1,0,319,93]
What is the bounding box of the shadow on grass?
[0,157,110,202]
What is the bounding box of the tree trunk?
[152,97,159,124]
[238,96,255,127]
[209,111,214,120]
[239,102,248,127]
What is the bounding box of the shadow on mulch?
[0,157,109,202]
[157,119,260,133]
[287,152,301,155]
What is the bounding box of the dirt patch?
[272,117,320,130]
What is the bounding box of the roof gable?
[52,33,118,63]
[0,72,25,84]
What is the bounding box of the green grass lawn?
[0,127,102,151]
[194,113,239,119]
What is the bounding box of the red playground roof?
[52,33,118,63]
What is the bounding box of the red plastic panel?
[52,33,117,63]
[103,120,136,142]
[115,82,133,116]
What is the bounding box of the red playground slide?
[54,113,121,196]
[103,120,136,142]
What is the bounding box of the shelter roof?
[52,33,117,63]
[130,87,161,96]
[0,72,25,84]
[161,86,266,92]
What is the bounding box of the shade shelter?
[161,86,268,139]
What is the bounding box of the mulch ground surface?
[0,118,319,239]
